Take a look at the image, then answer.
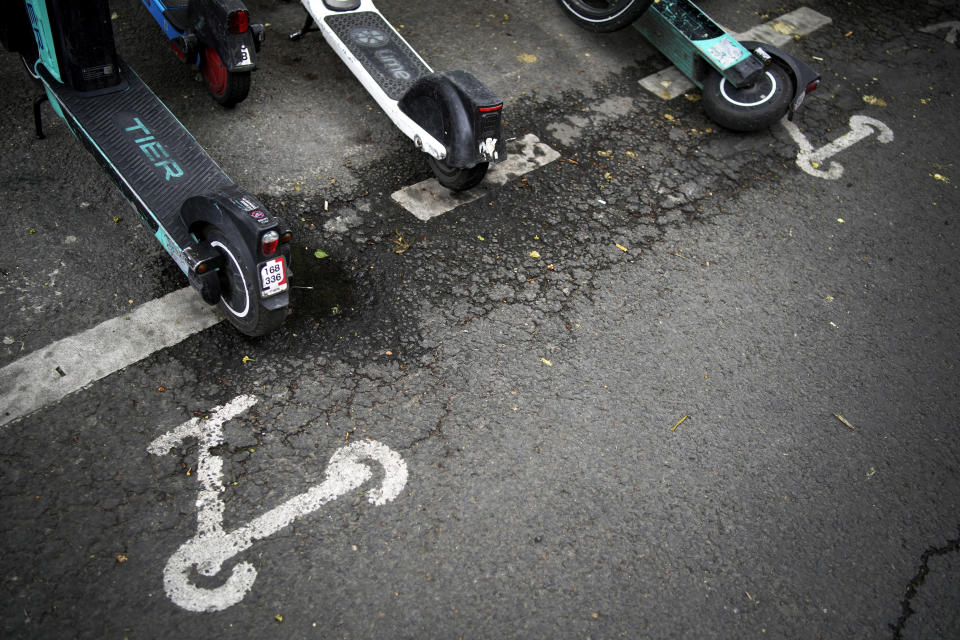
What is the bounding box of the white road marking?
[391,133,561,221]
[0,287,220,428]
[150,395,408,612]
[638,7,833,100]
[781,114,894,180]
[919,21,960,45]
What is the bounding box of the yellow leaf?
[933,173,950,183]
[616,243,628,252]
[664,113,675,121]
[529,250,541,259]
[772,21,795,35]
[540,357,553,367]
[862,95,887,107]
[242,355,255,363]
[517,53,537,64]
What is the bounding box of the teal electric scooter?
[558,0,820,131]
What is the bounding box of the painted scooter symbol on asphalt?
[782,114,894,180]
[148,395,408,612]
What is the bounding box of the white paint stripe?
[0,287,220,428]
[638,7,832,100]
[391,133,561,221]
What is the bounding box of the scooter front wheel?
[427,157,489,192]
[556,0,652,32]
[205,228,285,337]
[200,47,250,108]
[700,64,793,132]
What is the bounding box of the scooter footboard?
[398,70,505,168]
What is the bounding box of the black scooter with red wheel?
[139,0,265,107]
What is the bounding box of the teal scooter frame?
[559,0,821,131]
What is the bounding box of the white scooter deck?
[300,0,447,160]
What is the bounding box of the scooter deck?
[322,10,430,100]
[39,59,232,248]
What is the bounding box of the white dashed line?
[638,7,833,100]
[391,134,561,221]
[0,287,220,428]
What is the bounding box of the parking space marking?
[782,114,894,180]
[391,133,561,221]
[0,287,219,428]
[638,7,832,100]
[150,395,408,612]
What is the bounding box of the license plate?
[259,257,287,297]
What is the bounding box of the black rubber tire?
[556,0,652,33]
[427,156,489,192]
[700,63,794,132]
[204,228,285,337]
[200,46,251,108]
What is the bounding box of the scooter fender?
[739,40,821,119]
[180,188,292,307]
[398,70,506,168]
[189,0,261,72]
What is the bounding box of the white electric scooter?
[291,0,506,191]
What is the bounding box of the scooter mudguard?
[739,40,821,119]
[179,188,292,308]
[398,70,505,169]
[153,0,262,71]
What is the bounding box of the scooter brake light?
[261,230,279,256]
[478,104,503,113]
[228,10,250,35]
[806,79,820,93]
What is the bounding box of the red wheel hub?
[201,47,228,96]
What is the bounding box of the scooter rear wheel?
[205,228,285,337]
[427,157,489,192]
[556,0,652,32]
[700,64,793,132]
[200,47,250,108]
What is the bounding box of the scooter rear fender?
[739,40,821,119]
[398,70,506,168]
[187,0,262,71]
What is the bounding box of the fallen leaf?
[242,355,255,363]
[932,173,950,183]
[540,357,553,367]
[664,113,675,121]
[477,235,485,241]
[862,95,887,107]
[517,53,537,64]
[313,249,329,259]
[115,553,128,564]
[275,614,283,623]
[529,250,541,259]
[615,243,628,252]
[866,466,876,478]
[772,21,795,35]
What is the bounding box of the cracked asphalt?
[2,0,959,638]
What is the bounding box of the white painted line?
[0,287,220,428]
[391,133,561,221]
[638,7,832,100]
[150,397,408,612]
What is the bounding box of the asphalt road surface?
[2,1,959,638]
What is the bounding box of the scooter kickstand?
[289,13,317,40]
[33,93,48,140]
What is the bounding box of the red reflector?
[478,104,503,113]
[806,79,820,93]
[228,10,249,34]
[261,230,279,256]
